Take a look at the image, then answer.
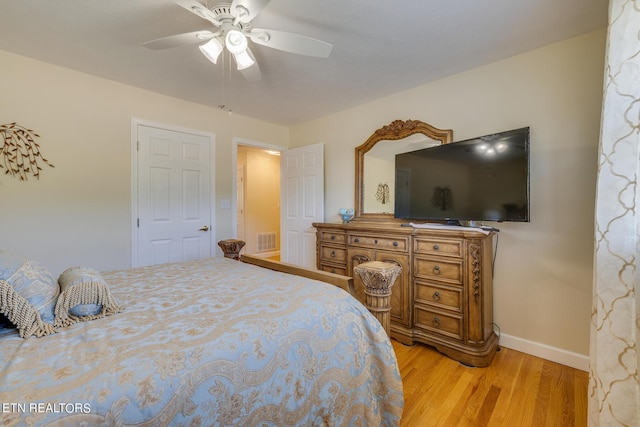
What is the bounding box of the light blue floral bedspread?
[0,257,404,426]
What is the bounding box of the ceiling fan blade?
[143,31,215,50]
[249,28,333,57]
[231,0,270,24]
[239,48,262,81]
[175,0,221,26]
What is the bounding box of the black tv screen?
[394,127,530,222]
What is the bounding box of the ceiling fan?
[144,0,333,76]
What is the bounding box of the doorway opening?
[235,143,282,261]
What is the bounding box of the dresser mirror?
[355,119,453,221]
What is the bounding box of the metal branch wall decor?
[0,122,54,181]
[375,182,390,204]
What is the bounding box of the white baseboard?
[498,333,590,372]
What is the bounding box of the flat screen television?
[394,127,530,223]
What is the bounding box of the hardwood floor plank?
[436,367,476,426]
[393,341,588,427]
[484,347,525,426]
[574,369,589,426]
[444,369,492,426]
[476,385,501,427]
[548,361,577,427]
[499,351,544,426]
[534,360,558,426]
[406,357,459,424]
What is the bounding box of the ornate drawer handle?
[433,291,441,301]
[432,317,441,328]
[374,239,378,244]
[331,235,336,240]
[433,265,441,274]
[354,238,360,243]
[330,251,336,257]
[433,244,440,251]
[393,241,398,247]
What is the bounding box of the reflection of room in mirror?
[375,182,390,204]
[363,134,441,214]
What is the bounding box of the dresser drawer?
[414,256,463,285]
[319,230,347,245]
[414,237,463,258]
[414,281,462,312]
[348,233,409,252]
[320,246,347,263]
[319,264,347,276]
[414,305,463,340]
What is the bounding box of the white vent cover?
[257,232,277,252]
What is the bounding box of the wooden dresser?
[314,221,498,367]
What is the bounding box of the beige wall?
[290,29,606,361]
[0,50,288,275]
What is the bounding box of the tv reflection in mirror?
[394,127,530,223]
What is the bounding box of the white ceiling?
[0,0,607,126]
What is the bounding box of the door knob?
[199,225,209,232]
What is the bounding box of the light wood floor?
[393,340,589,427]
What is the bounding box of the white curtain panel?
[590,0,640,425]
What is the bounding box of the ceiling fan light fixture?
[225,29,248,55]
[199,37,224,64]
[232,50,255,70]
[225,29,254,70]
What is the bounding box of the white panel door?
[280,143,324,268]
[137,125,212,267]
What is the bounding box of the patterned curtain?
[589,1,640,425]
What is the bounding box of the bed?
[0,254,404,426]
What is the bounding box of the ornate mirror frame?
[354,119,453,221]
